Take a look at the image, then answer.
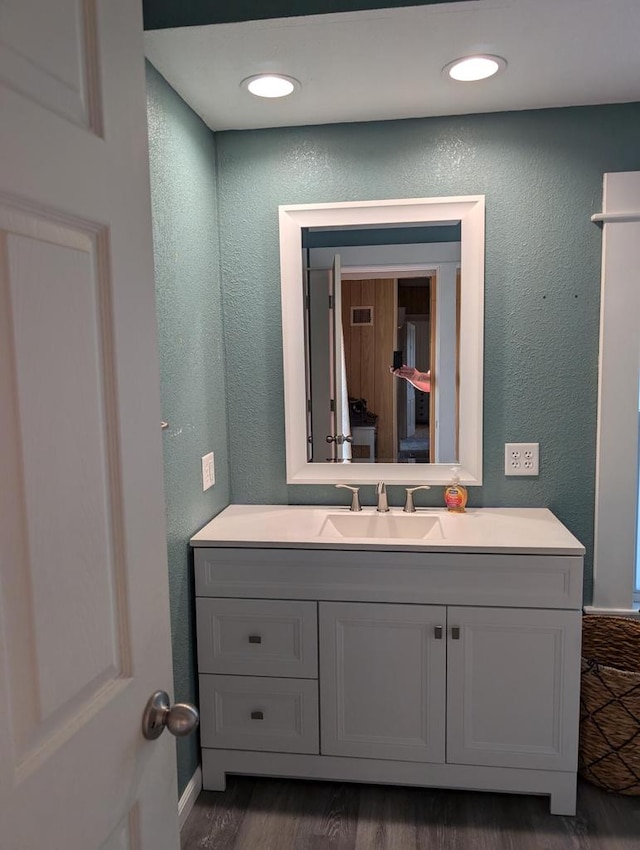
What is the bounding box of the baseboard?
[583,606,639,618]
[178,765,202,830]
[202,749,577,816]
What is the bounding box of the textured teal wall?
[216,103,640,599]
[143,0,464,30]
[146,62,230,797]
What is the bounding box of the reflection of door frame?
[398,320,417,441]
[341,264,438,280]
[455,268,461,462]
[429,278,437,463]
[342,264,437,464]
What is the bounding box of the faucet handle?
[403,485,431,513]
[335,484,361,512]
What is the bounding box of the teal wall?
[143,0,464,30]
[216,103,640,599]
[146,62,230,797]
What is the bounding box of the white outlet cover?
[504,442,539,476]
[202,452,215,490]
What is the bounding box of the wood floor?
[181,776,640,850]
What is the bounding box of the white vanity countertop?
[190,505,585,555]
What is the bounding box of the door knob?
[326,434,353,444]
[142,690,200,740]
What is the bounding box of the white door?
[446,607,582,771]
[330,254,351,460]
[319,602,446,763]
[0,2,180,848]
[307,268,333,463]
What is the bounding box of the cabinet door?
[320,602,446,762]
[447,607,582,771]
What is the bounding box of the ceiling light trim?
[241,73,301,98]
[444,54,507,82]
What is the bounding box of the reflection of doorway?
[339,272,436,462]
[308,255,460,464]
[340,277,396,461]
[397,277,432,462]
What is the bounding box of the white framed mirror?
[279,196,484,485]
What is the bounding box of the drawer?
[199,674,319,754]
[196,597,317,678]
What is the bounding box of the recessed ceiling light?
[444,55,507,82]
[241,74,301,99]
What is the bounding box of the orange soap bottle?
[444,466,467,513]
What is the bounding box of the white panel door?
[319,602,446,763]
[0,2,179,849]
[330,253,352,460]
[446,607,582,771]
[308,268,333,462]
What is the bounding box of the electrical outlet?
[505,442,539,476]
[201,452,215,491]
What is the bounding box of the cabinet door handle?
[451,626,461,640]
[248,635,262,644]
[434,625,443,639]
[251,711,264,720]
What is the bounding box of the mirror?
[279,196,484,485]
[305,226,461,466]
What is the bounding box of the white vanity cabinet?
[191,507,584,815]
[319,602,581,775]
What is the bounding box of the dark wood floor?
[181,776,640,850]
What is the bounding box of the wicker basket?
[579,615,640,794]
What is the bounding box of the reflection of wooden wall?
[341,279,396,461]
[398,279,430,317]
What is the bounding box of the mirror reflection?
[304,223,461,464]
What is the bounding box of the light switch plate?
[505,443,539,476]
[201,452,215,490]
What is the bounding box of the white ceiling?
[144,0,640,132]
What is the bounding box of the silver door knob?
[326,434,353,444]
[142,690,199,740]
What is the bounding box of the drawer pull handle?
[251,711,264,721]
[451,626,461,640]
[434,625,443,639]
[248,635,262,644]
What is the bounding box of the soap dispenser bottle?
[444,466,467,513]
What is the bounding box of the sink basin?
[320,512,443,540]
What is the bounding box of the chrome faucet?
[376,481,389,513]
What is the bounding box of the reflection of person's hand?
[390,365,431,393]
[391,365,418,381]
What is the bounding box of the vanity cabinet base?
[202,749,577,816]
[193,533,584,819]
